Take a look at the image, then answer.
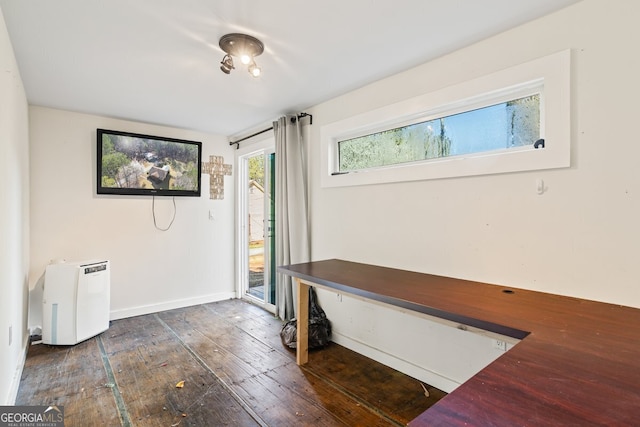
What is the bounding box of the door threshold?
[242,294,276,315]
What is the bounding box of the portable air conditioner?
[42,260,110,345]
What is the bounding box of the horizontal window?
[338,93,541,172]
[321,50,570,188]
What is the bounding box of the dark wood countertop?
[277,259,640,426]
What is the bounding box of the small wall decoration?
[202,155,232,199]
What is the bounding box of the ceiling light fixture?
[219,33,264,78]
[220,54,234,74]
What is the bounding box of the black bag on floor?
[280,287,331,349]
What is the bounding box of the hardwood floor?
[17,299,446,426]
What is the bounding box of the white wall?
[307,0,640,391]
[29,107,236,320]
[0,7,30,404]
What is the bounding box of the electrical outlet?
[493,339,507,351]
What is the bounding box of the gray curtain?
[274,115,310,320]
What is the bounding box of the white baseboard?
[109,292,236,320]
[5,333,29,405]
[330,332,460,393]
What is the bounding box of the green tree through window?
[338,94,539,172]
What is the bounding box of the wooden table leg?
[295,278,309,365]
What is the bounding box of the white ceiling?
[0,0,579,137]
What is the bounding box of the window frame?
[320,50,570,188]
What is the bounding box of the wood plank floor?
[17,299,446,426]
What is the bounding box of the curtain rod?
[229,112,312,149]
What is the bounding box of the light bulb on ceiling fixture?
[248,60,261,77]
[218,33,264,77]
